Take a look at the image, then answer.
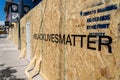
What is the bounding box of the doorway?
[26,22,31,61]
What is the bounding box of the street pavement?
[0,35,44,80]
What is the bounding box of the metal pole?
[18,0,23,50]
[18,18,21,49]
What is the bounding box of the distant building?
[0,21,6,34]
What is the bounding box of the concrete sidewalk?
[0,37,45,80]
[0,37,28,80]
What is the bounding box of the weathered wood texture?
[8,23,18,48]
[20,0,120,80]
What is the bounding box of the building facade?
[4,0,42,21]
[4,0,120,80]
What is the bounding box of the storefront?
[16,0,120,80]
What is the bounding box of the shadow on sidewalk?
[0,64,25,80]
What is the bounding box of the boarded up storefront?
[8,23,18,48]
[20,0,120,80]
